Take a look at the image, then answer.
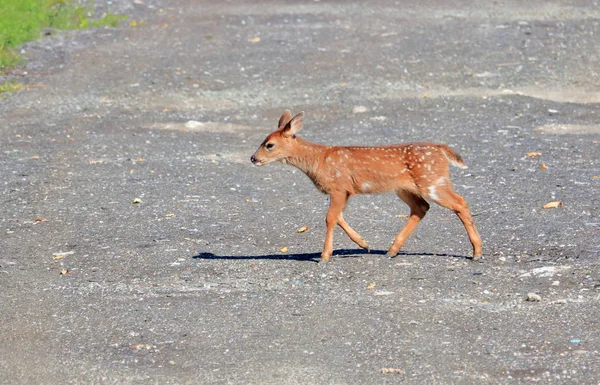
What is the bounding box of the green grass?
[0,0,126,70]
[0,80,22,94]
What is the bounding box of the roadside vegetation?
[0,0,125,92]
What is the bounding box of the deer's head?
[251,110,304,166]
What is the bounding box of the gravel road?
[1,1,599,384]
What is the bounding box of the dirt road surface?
[1,1,599,384]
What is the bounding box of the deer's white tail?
[438,144,468,169]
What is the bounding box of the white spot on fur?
[362,182,372,191]
[428,185,440,201]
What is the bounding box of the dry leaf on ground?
[366,283,376,290]
[381,368,404,374]
[280,247,288,253]
[543,201,562,209]
[248,37,261,43]
[296,226,309,233]
[527,152,542,157]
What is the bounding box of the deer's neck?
[285,137,327,178]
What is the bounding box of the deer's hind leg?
[387,190,430,257]
[427,184,482,259]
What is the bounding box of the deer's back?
[314,143,452,195]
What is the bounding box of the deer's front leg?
[321,191,347,262]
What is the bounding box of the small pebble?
[527,292,542,302]
[185,120,204,129]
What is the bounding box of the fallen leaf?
[366,283,376,290]
[543,201,562,209]
[527,152,542,157]
[129,20,138,27]
[136,157,144,162]
[130,169,135,174]
[397,214,409,218]
[132,198,142,204]
[280,247,288,253]
[593,176,599,179]
[34,218,47,222]
[540,163,548,169]
[381,368,404,374]
[53,255,65,261]
[31,155,40,159]
[205,35,214,40]
[296,226,309,233]
[88,158,103,164]
[165,213,175,217]
[59,269,71,275]
[248,37,261,43]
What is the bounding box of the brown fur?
[251,111,482,262]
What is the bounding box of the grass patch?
[0,0,126,71]
[0,80,23,93]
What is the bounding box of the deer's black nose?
[250,155,256,163]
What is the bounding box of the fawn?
[251,110,482,262]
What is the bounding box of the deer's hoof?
[386,251,398,258]
[318,258,331,265]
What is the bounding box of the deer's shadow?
[192,249,470,262]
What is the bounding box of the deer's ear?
[282,112,304,138]
[278,110,293,129]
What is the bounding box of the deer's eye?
[265,143,275,150]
